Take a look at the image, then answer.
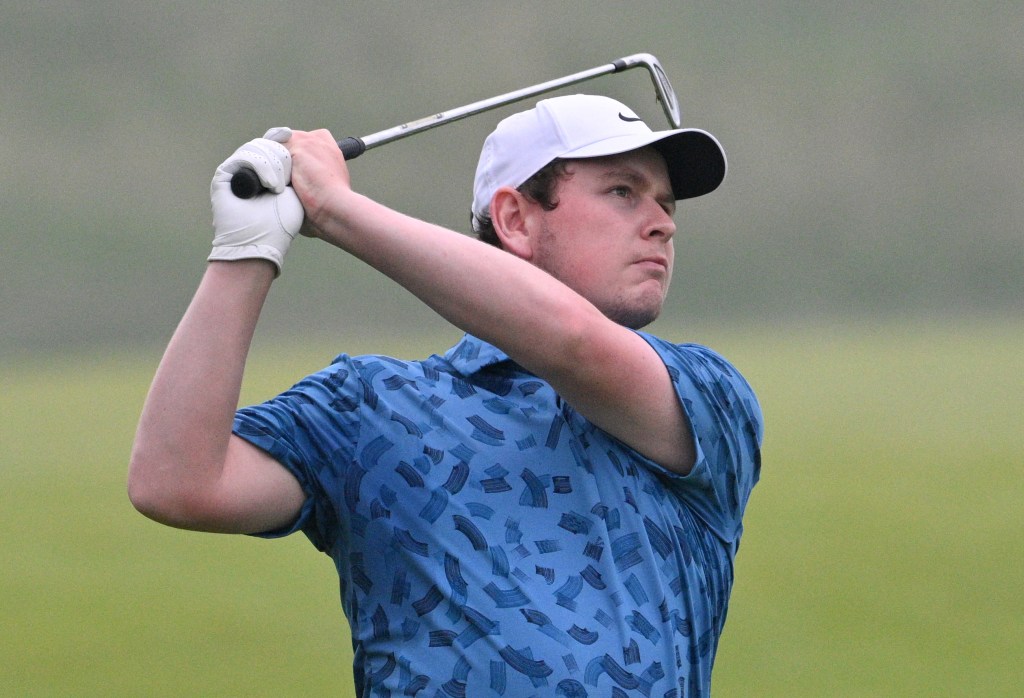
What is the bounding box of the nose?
[643,198,676,241]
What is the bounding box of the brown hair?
[472,159,572,247]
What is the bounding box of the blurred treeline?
[3,2,1021,357]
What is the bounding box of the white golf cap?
[471,94,727,231]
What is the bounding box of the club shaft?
[230,53,671,198]
[358,63,620,152]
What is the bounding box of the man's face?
[528,147,677,329]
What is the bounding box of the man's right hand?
[208,128,305,275]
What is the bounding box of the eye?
[609,185,632,198]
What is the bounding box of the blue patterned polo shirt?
[234,333,762,697]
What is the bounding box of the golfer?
[129,94,762,697]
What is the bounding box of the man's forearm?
[128,260,275,522]
[284,129,601,375]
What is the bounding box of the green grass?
[710,320,1024,696]
[2,320,1021,696]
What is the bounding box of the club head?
[614,53,682,129]
[647,59,682,129]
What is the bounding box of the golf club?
[230,53,681,199]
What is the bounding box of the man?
[129,94,762,697]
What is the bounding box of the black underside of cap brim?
[653,131,727,200]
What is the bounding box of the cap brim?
[562,128,727,200]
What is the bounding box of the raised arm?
[287,129,695,474]
[128,133,307,532]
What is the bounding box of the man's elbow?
[126,454,203,529]
[127,461,173,525]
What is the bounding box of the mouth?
[633,256,669,272]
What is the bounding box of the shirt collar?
[442,329,658,376]
[443,334,512,375]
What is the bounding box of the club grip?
[228,168,264,199]
[337,136,366,159]
[229,136,367,199]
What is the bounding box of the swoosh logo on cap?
[618,112,643,122]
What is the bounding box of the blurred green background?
[2,1,1021,695]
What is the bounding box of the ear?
[490,186,537,260]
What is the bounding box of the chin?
[606,304,662,330]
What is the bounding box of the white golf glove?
[209,127,304,275]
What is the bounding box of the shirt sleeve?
[636,333,764,543]
[232,354,366,551]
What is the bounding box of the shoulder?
[638,334,757,394]
[638,332,762,441]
